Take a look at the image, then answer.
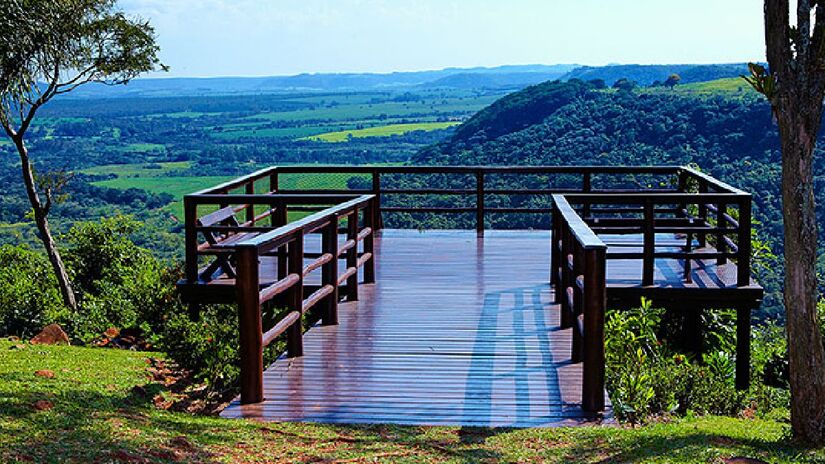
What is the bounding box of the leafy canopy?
[0,0,165,135]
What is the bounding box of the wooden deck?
[222,230,611,427]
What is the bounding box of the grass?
[1,339,822,463]
[301,121,461,142]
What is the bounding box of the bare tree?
[0,0,165,310]
[745,0,825,443]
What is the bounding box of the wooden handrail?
[228,193,378,404]
[552,194,607,413]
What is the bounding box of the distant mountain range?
[63,63,752,98]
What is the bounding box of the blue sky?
[119,0,766,78]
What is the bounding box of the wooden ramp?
[221,230,610,427]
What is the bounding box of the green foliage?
[0,245,64,337]
[605,299,788,423]
[60,216,174,342]
[0,0,165,129]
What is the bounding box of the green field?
[302,121,461,142]
[81,161,190,177]
[1,339,820,464]
[93,176,234,219]
[84,162,376,219]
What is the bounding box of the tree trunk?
[12,137,77,311]
[776,102,825,442]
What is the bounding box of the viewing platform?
[177,165,763,427]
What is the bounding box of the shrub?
[0,245,64,338]
[605,298,748,422]
[62,216,175,343]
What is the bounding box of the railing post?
[698,182,708,247]
[245,182,255,224]
[371,170,383,230]
[476,170,485,235]
[286,233,304,357]
[274,199,288,281]
[643,199,655,286]
[582,172,592,220]
[363,201,376,283]
[269,169,278,194]
[559,219,572,328]
[346,209,359,301]
[322,219,339,325]
[737,196,752,286]
[551,201,561,305]
[582,246,607,412]
[236,246,263,404]
[571,243,585,363]
[183,195,198,283]
[717,202,728,265]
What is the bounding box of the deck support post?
[286,233,304,357]
[346,209,359,301]
[183,195,198,284]
[582,247,607,413]
[736,304,751,390]
[236,246,263,404]
[322,219,339,325]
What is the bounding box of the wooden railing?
[233,195,376,403]
[181,176,377,403]
[552,195,607,412]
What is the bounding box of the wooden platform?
[222,230,611,427]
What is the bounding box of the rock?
[29,324,69,345]
[103,327,120,338]
[7,336,20,342]
[32,400,54,411]
[34,370,54,379]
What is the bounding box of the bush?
[605,299,750,422]
[61,216,176,343]
[0,245,64,338]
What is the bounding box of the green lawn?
[0,339,821,463]
[301,121,461,142]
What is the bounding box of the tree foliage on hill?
[0,0,164,310]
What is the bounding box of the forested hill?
[414,79,825,318]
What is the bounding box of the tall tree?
[0,0,165,310]
[745,0,825,443]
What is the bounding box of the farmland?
[302,121,461,142]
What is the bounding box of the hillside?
[560,63,751,86]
